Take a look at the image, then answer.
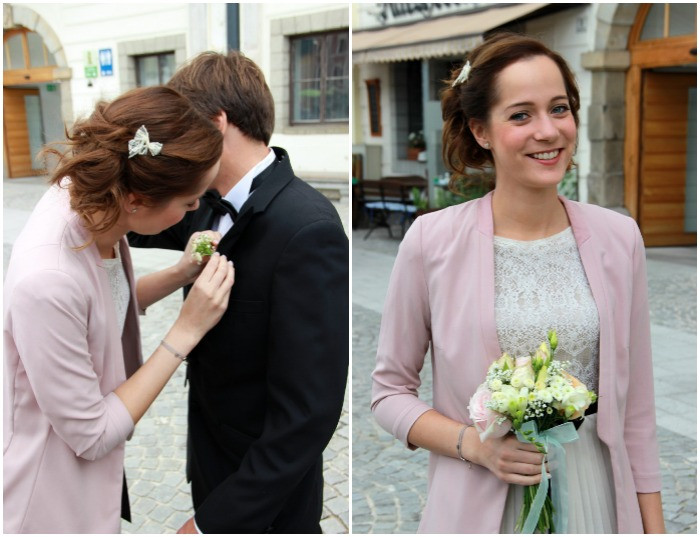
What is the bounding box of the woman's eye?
[510,112,529,121]
[552,104,570,114]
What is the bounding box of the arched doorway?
[3,9,72,179]
[624,3,697,246]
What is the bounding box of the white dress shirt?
[213,148,276,237]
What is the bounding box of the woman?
[371,33,664,533]
[4,86,234,533]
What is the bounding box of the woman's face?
[128,161,221,235]
[471,55,577,193]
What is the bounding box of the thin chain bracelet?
[160,339,188,362]
[457,425,473,469]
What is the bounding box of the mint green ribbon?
[515,421,579,533]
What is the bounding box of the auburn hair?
[45,86,223,239]
[441,32,580,189]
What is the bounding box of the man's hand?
[177,516,198,534]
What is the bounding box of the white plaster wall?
[16,3,193,119]
[15,3,349,179]
[525,5,596,203]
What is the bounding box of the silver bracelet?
[457,425,472,468]
[160,339,187,362]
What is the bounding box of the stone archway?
[4,4,74,126]
[581,3,639,210]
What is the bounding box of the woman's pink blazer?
[4,185,143,533]
[371,192,662,533]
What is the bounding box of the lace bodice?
[102,244,130,335]
[493,227,600,391]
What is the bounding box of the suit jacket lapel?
[217,147,294,252]
[561,197,612,444]
[477,192,502,365]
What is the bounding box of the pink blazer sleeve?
[623,223,662,492]
[8,269,134,461]
[371,219,434,448]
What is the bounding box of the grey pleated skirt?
[500,415,617,533]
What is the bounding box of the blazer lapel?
[119,237,143,378]
[477,192,502,365]
[562,197,613,444]
[217,147,294,252]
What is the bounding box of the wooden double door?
[639,72,696,246]
[4,87,44,178]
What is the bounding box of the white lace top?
[102,244,130,335]
[493,227,600,391]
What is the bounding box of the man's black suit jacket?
[128,147,348,533]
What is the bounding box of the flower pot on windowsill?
[407,147,424,160]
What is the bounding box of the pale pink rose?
[511,355,535,388]
[468,384,512,441]
[515,355,532,368]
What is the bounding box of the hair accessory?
[160,339,187,362]
[128,125,163,158]
[452,60,472,88]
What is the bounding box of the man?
[128,51,348,533]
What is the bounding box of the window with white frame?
[290,30,349,124]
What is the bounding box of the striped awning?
[353,3,549,63]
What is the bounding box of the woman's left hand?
[176,230,222,284]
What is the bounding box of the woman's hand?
[474,433,547,486]
[174,252,234,341]
[176,230,223,284]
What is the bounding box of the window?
[290,31,349,124]
[135,52,175,87]
[365,79,382,136]
[393,61,424,159]
[640,3,696,41]
[3,28,56,71]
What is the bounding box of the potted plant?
[412,171,493,217]
[407,130,425,160]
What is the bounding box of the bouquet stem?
[515,483,554,533]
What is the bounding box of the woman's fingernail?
[228,260,233,267]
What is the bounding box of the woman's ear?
[123,193,143,213]
[468,119,490,150]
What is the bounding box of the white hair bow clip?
[452,61,471,88]
[128,125,163,158]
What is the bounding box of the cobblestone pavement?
[351,226,696,534]
[3,177,349,534]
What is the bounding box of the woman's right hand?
[474,433,547,486]
[174,252,234,341]
[176,230,223,285]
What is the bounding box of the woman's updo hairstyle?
[46,85,223,237]
[441,32,580,183]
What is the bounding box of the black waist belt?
[585,400,598,416]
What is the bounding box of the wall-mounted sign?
[84,50,98,79]
[371,3,472,26]
[99,48,113,76]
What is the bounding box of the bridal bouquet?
[468,331,597,534]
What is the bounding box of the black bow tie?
[202,190,238,221]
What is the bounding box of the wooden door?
[639,72,696,246]
[3,87,42,178]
